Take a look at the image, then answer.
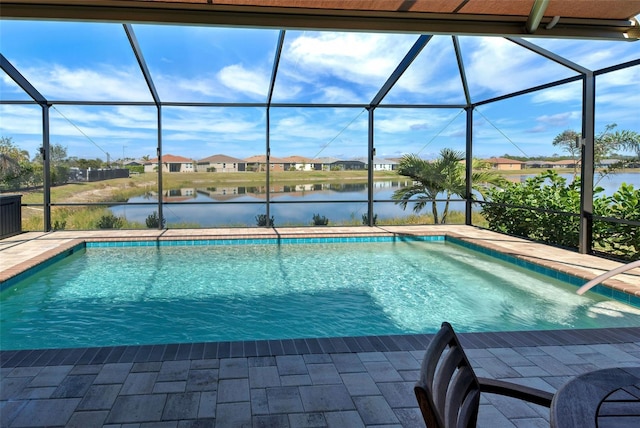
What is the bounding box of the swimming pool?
[2,237,640,350]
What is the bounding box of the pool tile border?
[85,234,445,248]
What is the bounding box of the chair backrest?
[415,322,481,428]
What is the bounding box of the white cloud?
[272,81,303,100]
[594,67,639,129]
[376,116,429,134]
[526,125,548,134]
[320,86,358,103]
[218,64,269,99]
[279,32,418,101]
[596,67,640,95]
[173,75,222,98]
[267,109,369,155]
[1,103,162,159]
[373,109,467,157]
[163,107,264,135]
[15,63,154,101]
[102,106,158,129]
[275,115,307,130]
[535,112,579,127]
[465,37,576,98]
[524,110,581,135]
[531,83,582,104]
[0,105,42,134]
[271,112,343,141]
[151,64,271,102]
[1,74,32,99]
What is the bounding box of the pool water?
[2,240,640,350]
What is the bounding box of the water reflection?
[193,181,407,201]
[126,181,411,203]
[110,179,450,226]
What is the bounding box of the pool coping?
[2,326,640,369]
[2,226,639,304]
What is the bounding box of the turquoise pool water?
[2,239,640,350]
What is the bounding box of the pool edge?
[2,326,639,367]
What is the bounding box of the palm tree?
[392,149,507,223]
[601,128,640,159]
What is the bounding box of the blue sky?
[1,20,638,162]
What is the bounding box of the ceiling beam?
[506,37,591,75]
[452,36,471,106]
[1,2,638,41]
[267,30,285,107]
[369,34,432,107]
[123,24,161,105]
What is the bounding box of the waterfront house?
[144,154,195,173]
[281,155,315,171]
[484,157,524,171]
[244,155,286,172]
[197,154,247,172]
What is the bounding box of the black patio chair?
[415,322,553,427]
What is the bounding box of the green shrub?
[125,165,144,174]
[312,213,329,226]
[361,213,378,225]
[255,214,274,226]
[96,213,124,229]
[145,211,166,228]
[592,183,639,260]
[481,170,639,261]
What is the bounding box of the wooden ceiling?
[2,0,640,40]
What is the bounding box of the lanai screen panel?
[132,24,280,103]
[0,20,151,102]
[268,106,369,226]
[271,31,420,104]
[594,66,640,137]
[0,104,44,230]
[1,14,639,233]
[473,82,584,160]
[380,35,467,106]
[373,107,468,225]
[457,36,580,103]
[160,106,267,228]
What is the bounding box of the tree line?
[0,137,146,190]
